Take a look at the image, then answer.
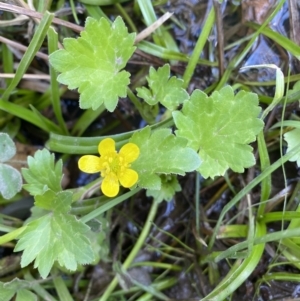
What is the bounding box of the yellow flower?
[78,138,139,197]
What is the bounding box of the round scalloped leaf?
[130,127,201,190]
[146,174,181,202]
[0,164,22,199]
[173,86,264,178]
[136,64,189,110]
[0,133,16,163]
[284,128,300,166]
[49,16,136,112]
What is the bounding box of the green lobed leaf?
[173,86,264,178]
[287,80,300,102]
[16,289,37,301]
[34,189,70,212]
[146,174,181,202]
[14,190,94,278]
[130,127,201,190]
[86,215,110,263]
[25,206,49,224]
[293,81,300,92]
[0,164,22,199]
[284,128,300,166]
[136,64,189,110]
[0,284,15,301]
[0,133,16,162]
[49,17,136,112]
[22,149,63,196]
[0,279,34,301]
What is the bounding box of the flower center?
[101,152,129,177]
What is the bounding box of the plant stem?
[99,199,159,301]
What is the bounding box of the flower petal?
[119,168,138,188]
[98,138,116,156]
[78,155,102,173]
[101,173,119,197]
[119,143,140,163]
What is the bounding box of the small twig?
[0,3,83,32]
[288,0,300,71]
[0,36,49,61]
[135,12,173,44]
[213,0,224,77]
[0,73,50,80]
[0,14,29,27]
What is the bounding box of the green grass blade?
[255,65,284,217]
[137,41,186,61]
[71,104,105,136]
[123,274,169,301]
[29,105,63,133]
[208,141,300,250]
[262,272,300,282]
[281,248,300,270]
[215,0,285,89]
[271,120,300,129]
[115,3,137,32]
[182,6,215,88]
[136,0,177,52]
[80,188,141,223]
[137,41,216,66]
[217,224,248,238]
[135,278,178,301]
[2,11,54,100]
[136,0,158,28]
[257,131,271,217]
[209,227,300,263]
[99,199,159,301]
[2,44,14,86]
[0,99,62,134]
[238,73,300,87]
[36,0,47,12]
[261,211,300,223]
[202,222,266,301]
[70,0,80,24]
[52,271,74,301]
[48,27,69,135]
[281,237,300,253]
[83,4,108,20]
[0,226,26,245]
[247,22,300,60]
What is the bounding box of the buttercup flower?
[78,138,140,197]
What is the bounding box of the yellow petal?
[119,143,140,163]
[119,168,138,188]
[101,173,119,197]
[78,155,102,173]
[98,138,116,156]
